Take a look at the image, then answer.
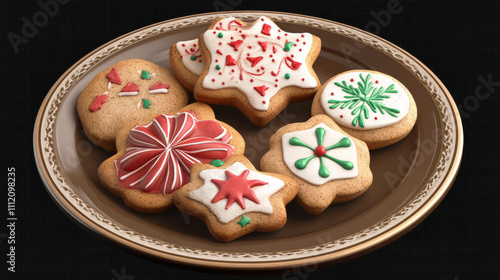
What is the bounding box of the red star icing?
[246,56,263,67]
[241,34,248,39]
[285,56,302,70]
[106,67,121,85]
[272,46,278,54]
[228,40,243,51]
[261,23,272,36]
[210,169,268,210]
[89,94,107,112]
[253,85,269,96]
[121,81,140,92]
[116,112,234,194]
[226,55,237,66]
[258,41,267,52]
[149,81,170,91]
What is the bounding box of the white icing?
[107,82,111,90]
[119,91,139,97]
[176,39,205,75]
[149,89,168,94]
[281,123,358,186]
[201,16,317,111]
[320,70,410,130]
[187,162,285,224]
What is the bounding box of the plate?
[33,11,463,270]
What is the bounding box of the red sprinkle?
[375,80,379,84]
[275,79,278,82]
[215,59,219,62]
[219,72,222,75]
[331,92,334,96]
[303,42,306,45]
[340,115,344,118]
[182,44,185,47]
[350,78,354,82]
[299,49,302,52]
[278,29,281,32]
[198,59,202,63]
[277,36,281,40]
[222,82,225,85]
[272,59,275,62]
[180,55,183,58]
[291,54,294,58]
[274,84,278,87]
[231,69,235,72]
[213,31,216,34]
[262,100,266,104]
[301,78,305,81]
[212,78,215,82]
[296,39,300,42]
[250,79,254,82]
[193,44,197,47]
[219,42,222,45]
[301,34,305,38]
[261,18,264,21]
[375,117,378,120]
[285,33,288,36]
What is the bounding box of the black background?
[1,0,499,279]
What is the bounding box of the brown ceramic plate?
[33,11,463,270]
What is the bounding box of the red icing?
[228,40,243,51]
[226,55,237,66]
[285,56,302,70]
[210,169,267,210]
[258,41,267,52]
[241,34,247,39]
[253,85,269,97]
[89,94,107,112]
[261,23,272,36]
[116,112,234,194]
[216,49,223,55]
[246,56,263,67]
[121,82,139,92]
[149,81,170,91]
[106,68,121,85]
[314,146,326,157]
[272,46,278,54]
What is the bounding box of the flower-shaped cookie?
[98,102,245,213]
[174,155,298,242]
[261,114,372,215]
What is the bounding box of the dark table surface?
[2,1,499,279]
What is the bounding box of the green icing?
[284,73,290,79]
[141,70,151,79]
[237,215,250,227]
[329,73,400,128]
[290,127,354,178]
[190,55,196,61]
[215,64,221,70]
[283,41,293,52]
[210,159,224,167]
[142,98,151,109]
[218,32,223,38]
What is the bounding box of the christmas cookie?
[174,155,298,242]
[169,17,247,91]
[193,16,321,126]
[77,59,189,152]
[97,102,245,213]
[261,114,372,215]
[311,70,418,149]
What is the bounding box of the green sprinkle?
[210,159,224,167]
[215,64,221,70]
[285,73,290,79]
[190,55,196,61]
[283,41,293,52]
[142,98,151,109]
[141,70,151,79]
[218,32,223,38]
[237,215,251,228]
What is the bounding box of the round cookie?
[77,59,189,152]
[311,69,418,149]
[97,102,246,213]
[261,114,373,215]
[169,17,248,92]
[193,16,322,126]
[174,155,298,242]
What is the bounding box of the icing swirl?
[115,111,233,194]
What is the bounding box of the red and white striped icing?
[115,111,234,194]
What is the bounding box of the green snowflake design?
[289,127,354,178]
[328,73,400,128]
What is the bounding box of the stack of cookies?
[77,16,417,242]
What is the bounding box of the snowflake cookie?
[173,155,298,242]
[261,114,373,215]
[193,16,321,126]
[98,102,245,213]
[311,70,418,149]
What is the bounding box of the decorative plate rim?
[33,11,463,270]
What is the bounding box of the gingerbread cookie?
[261,115,372,215]
[77,59,188,152]
[97,102,245,213]
[311,70,418,149]
[169,17,248,91]
[193,16,321,126]
[174,155,298,242]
